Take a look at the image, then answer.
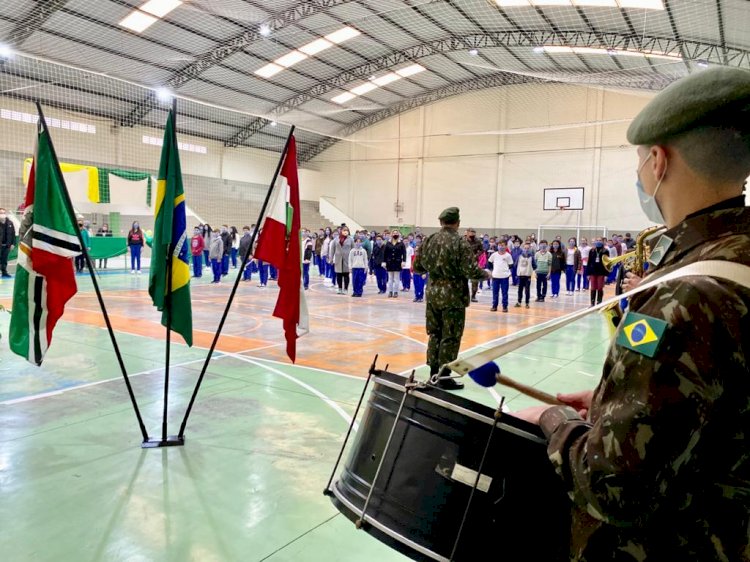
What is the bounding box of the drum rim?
[331,480,451,562]
[372,376,545,444]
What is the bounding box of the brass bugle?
[602,251,634,271]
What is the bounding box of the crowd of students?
[181,223,636,310]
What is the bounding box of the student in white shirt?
[488,241,514,312]
[578,238,591,291]
[401,243,414,292]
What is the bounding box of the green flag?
[10,121,81,364]
[148,109,192,346]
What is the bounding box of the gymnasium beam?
[230,30,745,150]
[7,0,70,47]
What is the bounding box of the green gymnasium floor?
[0,269,610,561]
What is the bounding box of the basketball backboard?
[543,187,584,211]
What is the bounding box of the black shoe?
[436,377,464,390]
[490,307,497,311]
[502,307,508,312]
[514,302,521,308]
[1,273,11,278]
[535,297,542,302]
[526,304,530,308]
[471,298,478,303]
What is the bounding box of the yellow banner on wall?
[23,158,100,203]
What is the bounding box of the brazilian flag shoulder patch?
[615,312,668,358]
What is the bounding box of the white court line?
[577,370,596,378]
[309,312,427,348]
[245,356,363,381]
[233,343,282,353]
[70,324,367,382]
[232,355,357,431]
[0,356,225,405]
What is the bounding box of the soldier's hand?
[556,390,594,417]
[621,271,643,292]
[512,405,552,425]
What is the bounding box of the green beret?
[627,67,750,146]
[439,207,460,223]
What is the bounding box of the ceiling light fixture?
[331,92,357,104]
[0,43,14,59]
[259,24,271,37]
[468,48,479,56]
[119,10,158,33]
[572,0,617,6]
[299,38,334,56]
[617,0,664,9]
[139,0,182,18]
[372,72,401,87]
[350,82,378,96]
[496,0,663,8]
[324,27,361,44]
[274,50,308,68]
[254,63,284,78]
[156,87,173,102]
[270,121,278,127]
[396,64,427,77]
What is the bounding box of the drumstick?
[496,374,563,406]
[466,361,564,405]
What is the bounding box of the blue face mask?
[636,153,667,224]
[595,241,604,248]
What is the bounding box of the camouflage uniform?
[414,226,488,374]
[540,203,750,561]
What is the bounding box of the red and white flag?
[254,136,309,362]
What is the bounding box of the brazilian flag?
[148,109,192,346]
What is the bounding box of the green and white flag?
[9,120,81,365]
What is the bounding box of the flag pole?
[177,125,296,439]
[35,102,150,442]
[143,98,184,448]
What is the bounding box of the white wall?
[310,83,658,232]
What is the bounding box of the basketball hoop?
[558,205,569,212]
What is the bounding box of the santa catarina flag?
[254,136,309,362]
[148,109,192,346]
[9,121,81,365]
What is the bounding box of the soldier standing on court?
[515,67,750,560]
[414,208,490,390]
[464,228,484,303]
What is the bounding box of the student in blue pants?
[257,259,269,287]
[413,273,426,302]
[349,239,368,297]
[371,235,387,294]
[209,231,223,284]
[269,264,278,280]
[489,242,513,312]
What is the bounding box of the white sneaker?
[131,270,135,274]
[137,270,142,275]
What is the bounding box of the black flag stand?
[177,126,296,440]
[35,102,150,442]
[143,98,183,448]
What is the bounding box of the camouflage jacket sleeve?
[541,277,744,526]
[413,236,428,274]
[457,238,488,280]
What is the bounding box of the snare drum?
[327,370,570,561]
